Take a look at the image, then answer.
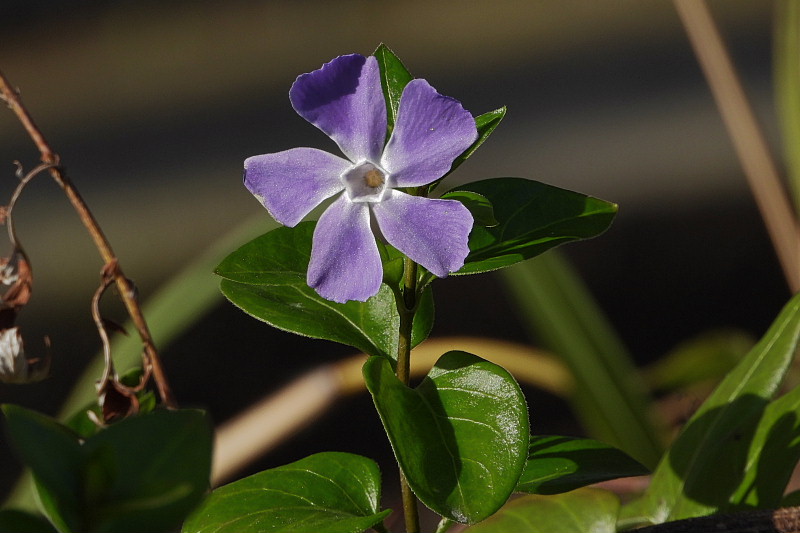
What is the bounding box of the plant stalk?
[395,255,420,533]
[0,69,177,408]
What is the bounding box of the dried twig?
[674,0,800,293]
[0,69,176,407]
[91,263,152,423]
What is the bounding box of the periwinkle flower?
[244,54,477,303]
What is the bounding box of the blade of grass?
[500,252,664,468]
[774,0,800,213]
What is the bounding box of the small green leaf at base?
[182,452,389,533]
[2,405,213,533]
[516,435,650,495]
[364,351,529,524]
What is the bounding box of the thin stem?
[673,0,800,293]
[395,254,420,533]
[0,69,177,408]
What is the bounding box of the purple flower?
[244,54,477,303]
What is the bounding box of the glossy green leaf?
[440,191,497,227]
[448,178,617,275]
[0,510,57,533]
[2,404,84,532]
[465,488,619,533]
[182,452,390,533]
[216,222,433,360]
[516,436,650,495]
[623,293,800,524]
[374,43,412,133]
[363,351,529,523]
[3,406,213,533]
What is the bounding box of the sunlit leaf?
[364,351,529,523]
[465,488,619,533]
[622,293,800,524]
[182,452,389,533]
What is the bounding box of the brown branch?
[0,69,176,408]
[674,0,800,293]
[635,506,800,533]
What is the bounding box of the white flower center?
[342,161,389,203]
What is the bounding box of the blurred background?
[0,0,792,512]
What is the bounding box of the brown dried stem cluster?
[0,69,176,408]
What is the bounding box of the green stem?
[396,255,420,533]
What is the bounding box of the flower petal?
[244,148,349,227]
[290,54,387,163]
[373,190,473,277]
[381,79,478,187]
[308,196,382,303]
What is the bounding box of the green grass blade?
[775,0,800,211]
[500,251,664,468]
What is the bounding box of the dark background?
[0,0,791,511]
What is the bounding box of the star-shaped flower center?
[342,161,389,203]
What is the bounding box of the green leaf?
[8,216,276,513]
[728,382,800,508]
[374,43,413,134]
[81,409,213,533]
[363,351,529,524]
[623,293,800,524]
[216,222,433,360]
[2,404,84,532]
[516,436,650,495]
[182,452,390,533]
[464,488,619,533]
[3,406,213,533]
[0,510,57,533]
[440,191,497,227]
[447,178,617,275]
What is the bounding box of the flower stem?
[396,255,420,533]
